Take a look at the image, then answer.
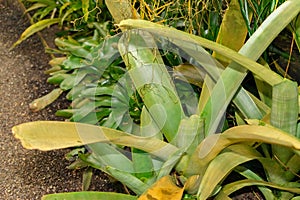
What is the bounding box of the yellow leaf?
[105,0,138,24]
[12,121,178,161]
[212,0,251,65]
[173,63,204,87]
[29,88,63,112]
[11,18,61,49]
[138,176,184,200]
[184,175,201,194]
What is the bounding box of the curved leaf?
[118,19,283,86]
[29,88,63,112]
[215,179,300,200]
[197,145,261,199]
[12,121,178,161]
[11,18,61,49]
[118,29,184,142]
[42,191,137,200]
[119,0,300,136]
[139,176,184,200]
[185,124,300,176]
[271,79,299,164]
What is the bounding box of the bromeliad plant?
[12,0,300,199]
[13,0,112,48]
[29,25,145,131]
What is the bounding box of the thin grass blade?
[81,0,90,22]
[11,18,60,49]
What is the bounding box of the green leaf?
[70,100,111,122]
[81,86,114,97]
[134,106,160,178]
[271,79,299,164]
[42,191,138,200]
[156,149,184,181]
[132,148,154,180]
[234,166,275,199]
[60,6,76,26]
[59,2,71,19]
[172,115,205,155]
[119,0,300,136]
[173,64,204,88]
[47,73,69,85]
[55,109,75,118]
[27,0,55,5]
[200,0,299,135]
[55,38,91,58]
[105,0,134,24]
[82,142,134,173]
[106,166,150,195]
[140,106,162,139]
[119,19,284,86]
[82,167,93,191]
[118,29,185,142]
[62,55,87,70]
[291,14,300,52]
[271,79,298,136]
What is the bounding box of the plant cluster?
[11,0,300,199]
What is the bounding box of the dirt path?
[0,1,116,199]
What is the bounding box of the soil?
[0,1,124,199]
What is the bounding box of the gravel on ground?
[0,1,120,199]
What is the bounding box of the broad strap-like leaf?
[118,19,284,86]
[119,0,300,135]
[234,165,274,199]
[105,166,150,195]
[197,145,262,199]
[216,179,300,200]
[185,123,300,176]
[118,29,185,142]
[271,79,299,164]
[42,191,138,200]
[212,0,251,65]
[12,121,178,161]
